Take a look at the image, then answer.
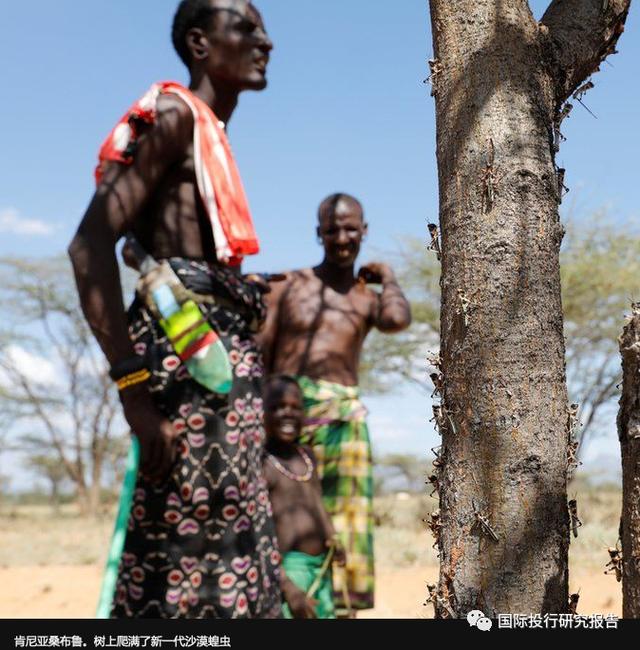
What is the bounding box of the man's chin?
[330,256,357,268]
[242,76,268,91]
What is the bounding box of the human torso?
[264,446,327,555]
[271,269,377,386]
[132,142,217,264]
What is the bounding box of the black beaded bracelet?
[108,355,148,382]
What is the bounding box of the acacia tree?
[427,0,631,615]
[362,217,640,455]
[0,257,128,515]
[25,454,68,513]
[617,310,640,617]
[377,453,429,493]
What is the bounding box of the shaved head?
[317,193,363,225]
[172,0,253,67]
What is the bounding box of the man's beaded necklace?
[267,445,314,482]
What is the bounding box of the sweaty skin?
[259,196,412,385]
[67,0,273,483]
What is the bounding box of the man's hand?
[121,239,140,272]
[282,582,317,619]
[357,262,395,285]
[120,385,178,484]
[244,272,287,294]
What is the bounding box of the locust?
[568,499,583,538]
[427,223,442,261]
[472,500,499,542]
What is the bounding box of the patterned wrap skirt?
[111,258,282,618]
[297,376,375,612]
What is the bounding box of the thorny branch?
[541,0,631,103]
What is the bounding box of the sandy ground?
[0,489,623,619]
[0,564,621,619]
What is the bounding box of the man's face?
[202,1,273,91]
[264,384,304,445]
[318,199,367,267]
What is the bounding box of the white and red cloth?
[95,81,259,266]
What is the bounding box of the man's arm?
[358,262,412,333]
[68,94,193,482]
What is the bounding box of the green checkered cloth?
[297,376,375,612]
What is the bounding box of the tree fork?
[617,309,640,617]
[427,0,631,616]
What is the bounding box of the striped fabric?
[95,81,259,265]
[297,376,375,612]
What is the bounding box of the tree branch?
[578,372,620,455]
[541,0,631,102]
[11,369,79,484]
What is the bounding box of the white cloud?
[0,207,54,236]
[2,345,57,386]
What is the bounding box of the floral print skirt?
[110,259,282,618]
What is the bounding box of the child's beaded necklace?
[267,445,314,482]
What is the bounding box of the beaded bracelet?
[109,355,148,382]
[116,369,151,391]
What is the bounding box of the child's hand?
[327,535,347,567]
[333,542,347,567]
[283,583,317,619]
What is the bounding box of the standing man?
[259,193,411,615]
[68,1,282,618]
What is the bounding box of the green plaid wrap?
[297,376,374,612]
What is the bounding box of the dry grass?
[0,503,114,568]
[0,480,621,570]
[371,478,622,571]
[0,479,623,618]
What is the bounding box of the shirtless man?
[259,192,411,615]
[68,0,281,618]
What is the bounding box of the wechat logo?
[467,609,492,631]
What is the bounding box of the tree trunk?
[617,312,640,618]
[49,478,60,515]
[75,480,91,516]
[428,0,631,616]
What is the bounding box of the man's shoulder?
[155,93,194,131]
[291,268,321,285]
[275,268,316,289]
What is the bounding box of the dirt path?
[0,565,621,619]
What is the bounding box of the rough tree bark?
[617,311,640,618]
[427,0,631,616]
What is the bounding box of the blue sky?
[0,1,638,483]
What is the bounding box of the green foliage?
[360,238,440,393]
[376,452,429,493]
[26,455,68,483]
[361,213,640,451]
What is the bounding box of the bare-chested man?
[68,0,281,618]
[259,193,411,614]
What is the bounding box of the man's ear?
[316,225,322,244]
[362,221,369,238]
[186,28,210,62]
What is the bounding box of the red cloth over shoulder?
[95,82,259,265]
